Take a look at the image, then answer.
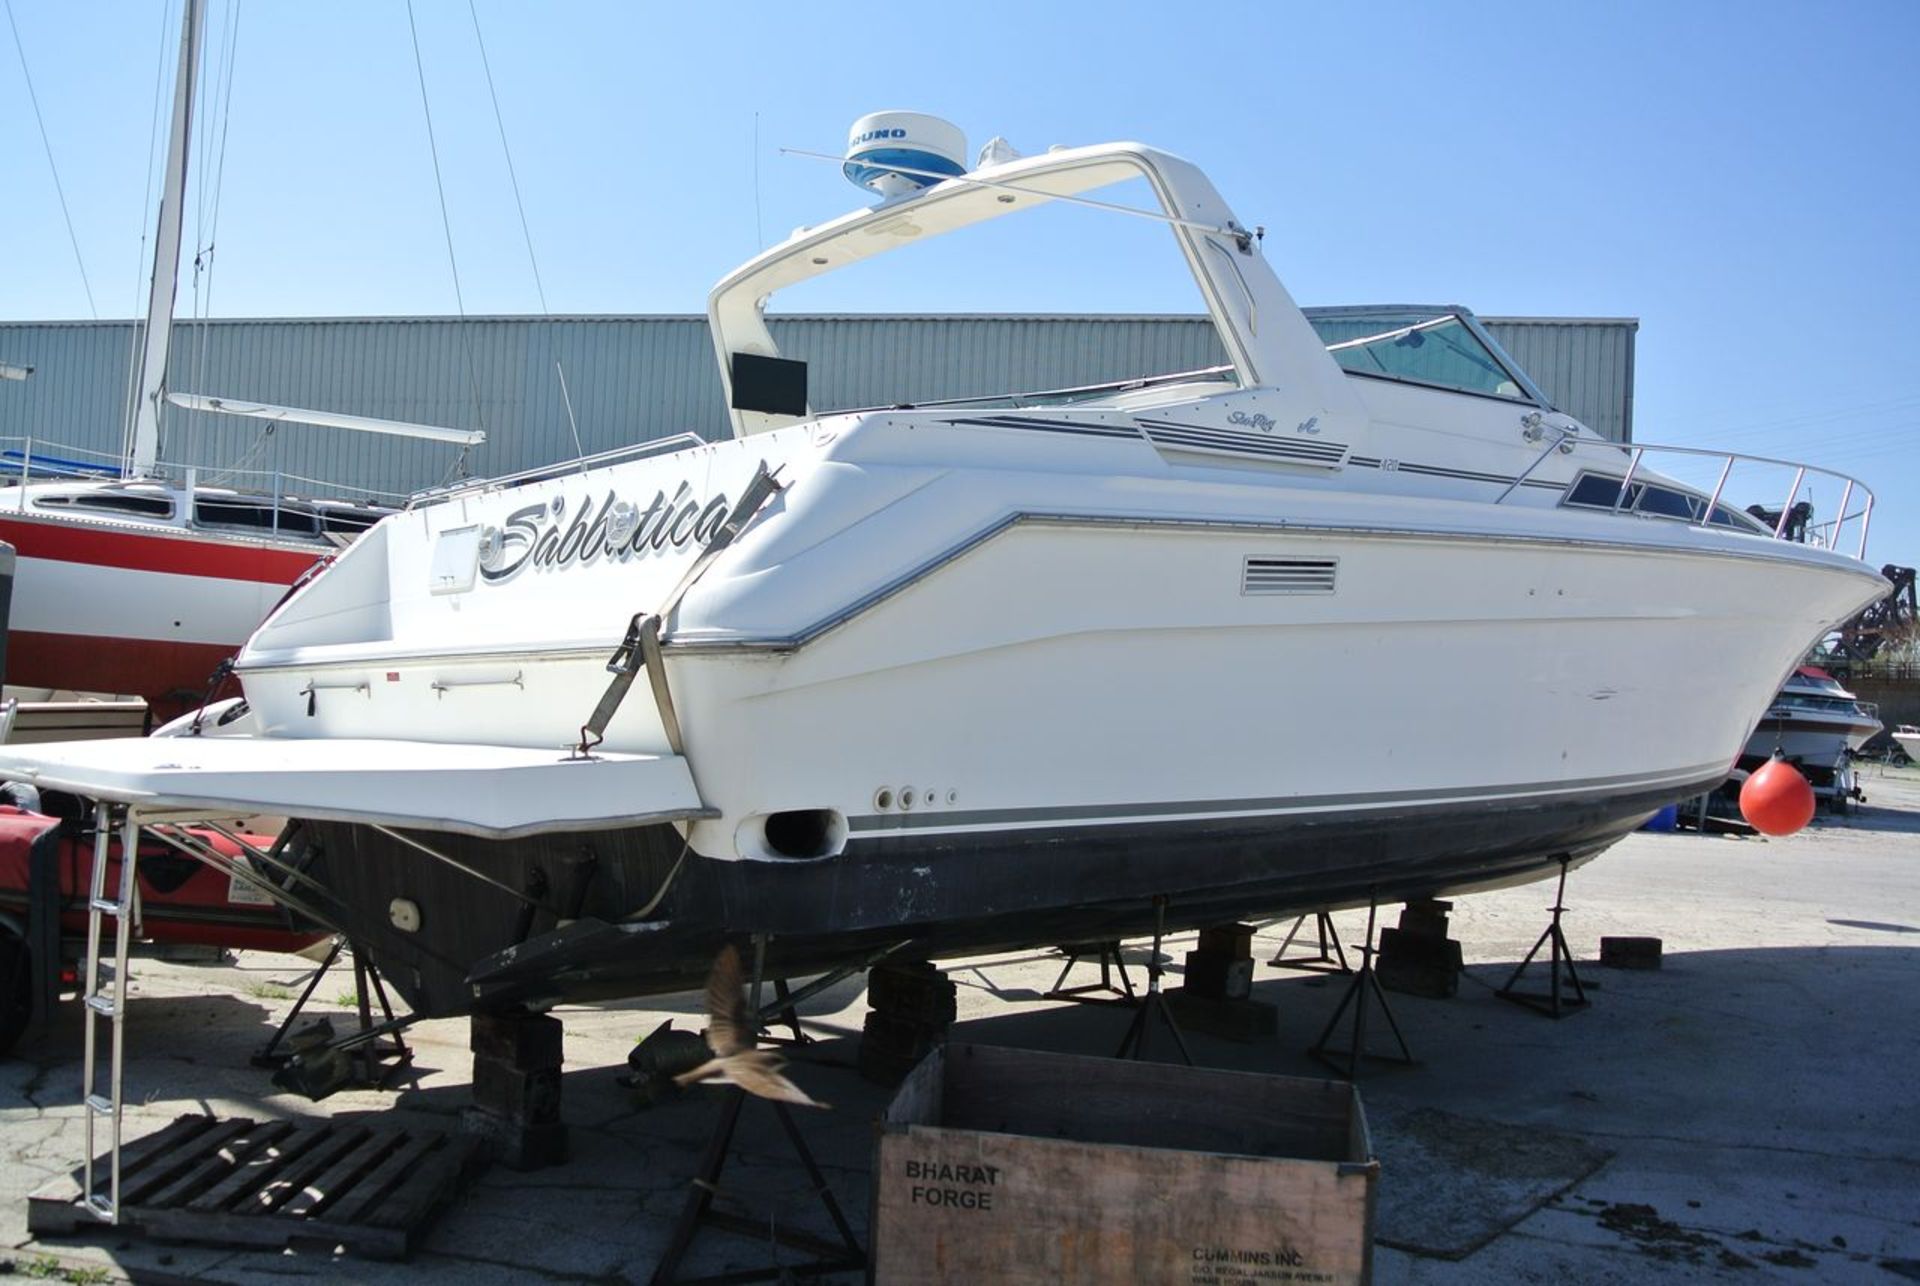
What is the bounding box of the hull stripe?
[0,514,321,584]
[5,630,237,709]
[848,761,1728,835]
[1753,720,1876,737]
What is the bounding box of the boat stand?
[1269,911,1353,974]
[752,940,916,1043]
[1496,857,1589,1019]
[653,938,863,1284]
[252,936,413,1089]
[1046,941,1136,1003]
[738,934,818,1048]
[760,979,810,1046]
[649,1086,865,1285]
[1308,894,1415,1079]
[1114,897,1192,1065]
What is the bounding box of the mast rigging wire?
[120,0,178,470]
[4,0,99,318]
[187,0,244,477]
[753,111,765,251]
[405,0,490,461]
[465,0,582,467]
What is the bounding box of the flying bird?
[673,944,827,1108]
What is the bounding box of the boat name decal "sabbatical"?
[478,484,733,583]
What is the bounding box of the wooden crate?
[873,1044,1377,1285]
[29,1114,486,1261]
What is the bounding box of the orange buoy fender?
[1739,756,1816,836]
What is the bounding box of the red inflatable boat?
[0,805,325,1052]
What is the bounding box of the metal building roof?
[0,312,1636,498]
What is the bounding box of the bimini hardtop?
[0,114,1888,1015]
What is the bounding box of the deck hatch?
[1241,556,1338,596]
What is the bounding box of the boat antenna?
[6,0,98,317]
[466,0,584,469]
[405,0,490,454]
[753,111,765,251]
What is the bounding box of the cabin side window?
[1560,470,1769,533]
[317,508,381,534]
[34,492,175,519]
[194,498,321,536]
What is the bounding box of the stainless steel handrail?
[0,435,409,508]
[810,365,1240,419]
[407,433,708,507]
[1501,435,1876,559]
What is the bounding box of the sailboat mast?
[125,0,204,478]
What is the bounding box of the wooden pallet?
[29,1114,487,1261]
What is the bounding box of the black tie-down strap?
[577,461,785,757]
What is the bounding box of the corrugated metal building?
[0,312,1635,500]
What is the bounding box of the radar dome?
[843,112,967,198]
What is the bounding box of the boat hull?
[5,631,235,713]
[0,512,317,711]
[229,445,1881,1017]
[21,417,1881,1017]
[304,763,1708,1016]
[1741,718,1878,766]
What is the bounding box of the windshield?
[1776,692,1866,715]
[1323,314,1533,402]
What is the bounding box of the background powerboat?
[1739,665,1883,804]
[1890,726,1919,763]
[1743,665,1883,761]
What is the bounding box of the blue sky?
[5,0,1917,565]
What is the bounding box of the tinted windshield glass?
[1561,471,1771,533]
[1328,316,1529,401]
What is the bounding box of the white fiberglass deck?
[0,737,712,838]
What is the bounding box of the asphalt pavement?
[4,764,1917,1283]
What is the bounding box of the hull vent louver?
[1242,556,1338,596]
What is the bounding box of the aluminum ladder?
[79,803,139,1223]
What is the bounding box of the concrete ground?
[3,765,1918,1283]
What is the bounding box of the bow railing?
[0,435,410,516]
[1500,432,1875,560]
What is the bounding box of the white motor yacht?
[1739,666,1884,804]
[1737,666,1883,806]
[0,116,1889,1016]
[1894,726,1920,761]
[1743,666,1883,764]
